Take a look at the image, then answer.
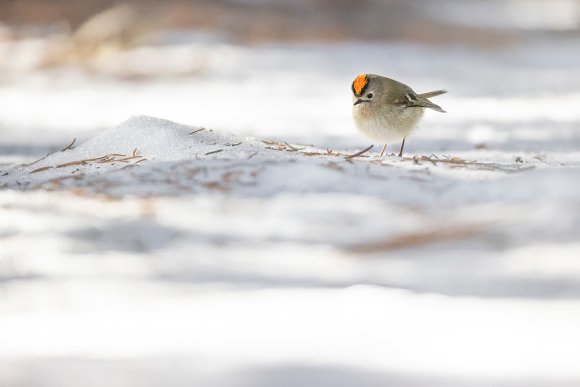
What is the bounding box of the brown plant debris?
[259,140,521,170]
[29,152,146,174]
[347,225,481,254]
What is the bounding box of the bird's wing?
[391,90,446,113]
[389,89,421,107]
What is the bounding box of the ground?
[1,34,580,386]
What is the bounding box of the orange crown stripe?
[353,74,368,96]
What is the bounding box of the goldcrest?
[351,74,446,157]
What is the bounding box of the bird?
[351,74,446,157]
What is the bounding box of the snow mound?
[35,115,259,165]
[1,115,270,193]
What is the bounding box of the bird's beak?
[354,99,367,106]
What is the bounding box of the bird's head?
[351,74,378,106]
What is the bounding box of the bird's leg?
[398,138,406,157]
[379,144,388,157]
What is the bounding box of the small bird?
[351,74,447,157]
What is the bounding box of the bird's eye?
[367,93,373,98]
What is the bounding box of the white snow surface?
[2,37,580,387]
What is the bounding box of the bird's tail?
[417,90,447,113]
[418,90,447,99]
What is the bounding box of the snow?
[2,34,580,387]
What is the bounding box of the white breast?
[353,104,424,143]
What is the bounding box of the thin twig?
[30,166,54,173]
[345,145,374,159]
[25,137,76,168]
[96,157,115,164]
[23,153,50,168]
[205,149,223,156]
[116,155,143,162]
[189,128,205,135]
[283,142,305,151]
[60,138,76,152]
